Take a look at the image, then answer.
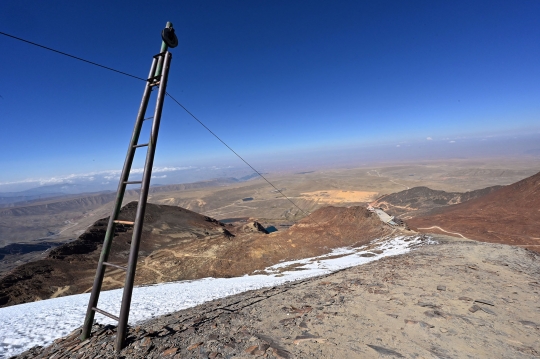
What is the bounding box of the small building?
[373,208,396,224]
[369,207,409,229]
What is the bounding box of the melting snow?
[0,235,433,358]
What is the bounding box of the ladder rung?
[103,262,127,271]
[92,307,119,321]
[143,116,153,121]
[113,220,135,226]
[133,143,149,148]
[124,181,142,184]
[149,81,160,87]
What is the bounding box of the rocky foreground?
[12,235,540,359]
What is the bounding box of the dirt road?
[417,226,469,239]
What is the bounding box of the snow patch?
[0,235,432,358]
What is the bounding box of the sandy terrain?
[300,190,377,204]
[14,235,540,359]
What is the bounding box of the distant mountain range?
[0,183,111,207]
[0,174,260,208]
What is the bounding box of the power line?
[0,31,146,82]
[0,30,316,223]
[166,92,313,219]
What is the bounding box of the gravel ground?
[12,235,540,359]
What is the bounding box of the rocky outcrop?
[239,221,269,234]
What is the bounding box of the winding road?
[417,226,468,239]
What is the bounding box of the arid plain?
[1,156,539,275]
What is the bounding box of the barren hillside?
[371,185,502,219]
[0,203,392,308]
[409,171,540,252]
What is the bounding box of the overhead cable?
[0,30,315,222]
[0,31,146,82]
[166,92,313,219]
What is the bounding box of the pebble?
[520,320,539,328]
[474,299,495,306]
[162,347,178,356]
[244,345,258,354]
[187,342,204,350]
[417,302,439,308]
[480,307,496,315]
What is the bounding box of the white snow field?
[0,235,432,358]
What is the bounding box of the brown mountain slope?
[0,203,392,308]
[408,171,540,251]
[371,185,502,219]
[0,202,234,308]
[140,206,391,284]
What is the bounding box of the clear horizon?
[1,131,539,193]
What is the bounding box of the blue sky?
[1,0,539,191]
